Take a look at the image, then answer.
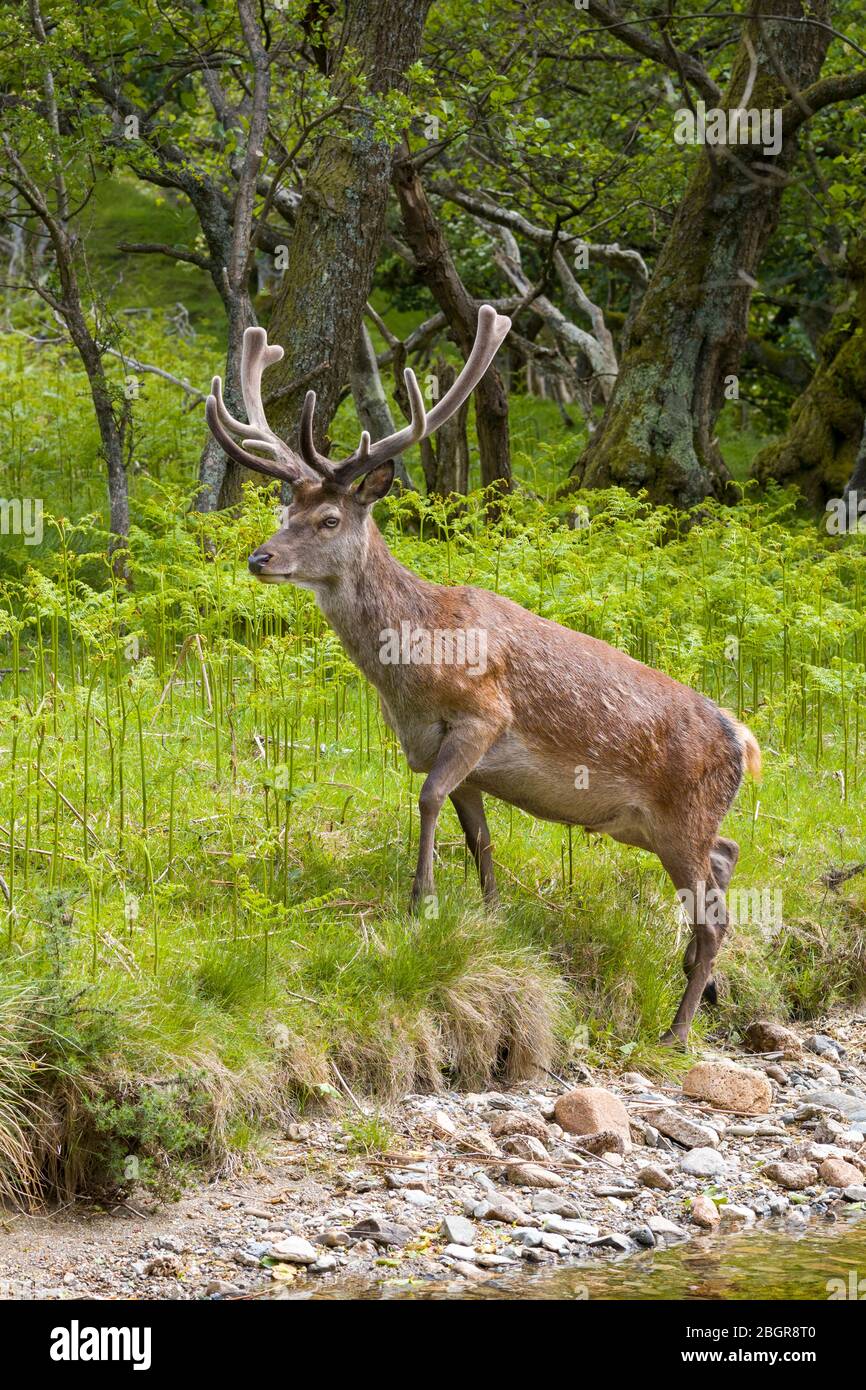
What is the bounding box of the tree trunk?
[198,295,259,510]
[571,0,832,507]
[393,157,512,491]
[263,0,432,448]
[349,323,413,488]
[419,360,470,494]
[82,355,130,576]
[751,237,866,506]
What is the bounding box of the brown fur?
[249,475,760,1044]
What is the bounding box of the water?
[289,1215,866,1300]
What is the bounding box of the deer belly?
[469,732,650,840]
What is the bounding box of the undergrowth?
[1,332,865,1203]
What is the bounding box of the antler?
[205,327,322,485]
[204,305,511,490]
[300,304,512,486]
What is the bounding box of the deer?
[205,306,761,1046]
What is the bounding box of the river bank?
[1,1014,864,1300]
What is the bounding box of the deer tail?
[720,708,762,783]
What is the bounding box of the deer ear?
[353,461,395,506]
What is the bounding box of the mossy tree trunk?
[751,238,866,506]
[263,0,432,451]
[571,1,832,508]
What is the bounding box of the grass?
[1,186,864,1204]
[2,466,866,1203]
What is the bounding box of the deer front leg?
[411,723,499,912]
[450,783,499,907]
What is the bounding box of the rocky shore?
[1,1016,865,1300]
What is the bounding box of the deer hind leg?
[662,849,728,1047]
[681,837,740,1004]
[411,722,499,913]
[450,783,499,907]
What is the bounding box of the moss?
[752,245,866,506]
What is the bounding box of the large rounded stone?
[762,1161,818,1191]
[553,1086,632,1151]
[682,1060,772,1114]
[818,1157,865,1188]
[743,1020,802,1056]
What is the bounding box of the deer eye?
[320,515,340,529]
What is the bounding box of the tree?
[570,1,846,507]
[1,0,131,569]
[393,151,512,490]
[262,0,433,458]
[752,235,866,504]
[81,0,287,510]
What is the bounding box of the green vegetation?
[3,1,866,1209]
[2,361,866,1198]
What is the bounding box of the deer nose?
[248,550,272,575]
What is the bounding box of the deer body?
[205,308,760,1045]
[317,519,747,854]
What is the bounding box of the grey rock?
[404,1190,435,1207]
[644,1108,720,1149]
[269,1236,317,1265]
[719,1203,756,1231]
[439,1214,476,1247]
[589,1232,632,1253]
[680,1147,731,1177]
[842,1185,866,1202]
[512,1227,543,1247]
[806,1034,845,1059]
[628,1225,656,1248]
[541,1232,571,1254]
[442,1243,476,1261]
[647,1215,688,1238]
[530,1192,584,1217]
[542,1214,599,1237]
[476,1252,519,1268]
[347,1218,412,1248]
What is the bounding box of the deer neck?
[313,524,434,688]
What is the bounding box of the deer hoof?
[659,1029,686,1050]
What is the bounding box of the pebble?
[761,1161,818,1191]
[644,1109,720,1150]
[269,1237,317,1264]
[680,1147,731,1177]
[691,1195,720,1229]
[440,1214,476,1246]
[637,1164,675,1191]
[505,1162,565,1189]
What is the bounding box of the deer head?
[205,306,511,588]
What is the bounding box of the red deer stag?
[205,307,761,1045]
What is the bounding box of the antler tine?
[205,389,306,484]
[331,366,426,487]
[332,304,510,486]
[299,391,337,478]
[240,326,284,433]
[204,326,318,485]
